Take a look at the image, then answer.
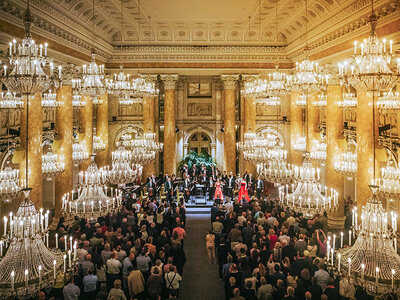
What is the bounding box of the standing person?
[107,279,127,300]
[237,179,250,203]
[206,230,216,264]
[165,265,182,297]
[147,175,156,201]
[208,176,215,201]
[214,178,224,203]
[222,171,228,195]
[227,172,236,200]
[182,175,191,203]
[63,276,80,300]
[106,252,122,292]
[82,268,98,300]
[127,267,145,300]
[165,177,174,203]
[256,176,264,200]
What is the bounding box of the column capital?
[160,74,179,90]
[139,73,158,84]
[60,63,80,86]
[220,74,239,90]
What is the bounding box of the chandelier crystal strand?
[310,139,327,164]
[72,90,86,108]
[292,136,307,152]
[262,141,293,184]
[336,185,400,295]
[106,65,132,97]
[337,89,357,108]
[42,146,65,181]
[312,92,327,107]
[338,1,399,92]
[63,156,121,221]
[0,188,63,299]
[93,134,106,153]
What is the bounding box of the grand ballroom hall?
[0,0,399,299]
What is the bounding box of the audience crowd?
[209,195,374,300]
[50,188,187,300]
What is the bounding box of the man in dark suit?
[256,175,264,200]
[208,176,215,201]
[163,172,169,183]
[165,177,173,202]
[227,172,236,200]
[147,175,156,200]
[201,172,208,196]
[221,171,228,195]
[182,175,191,203]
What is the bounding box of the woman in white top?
[205,230,216,264]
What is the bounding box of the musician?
[211,171,217,182]
[165,177,174,202]
[201,172,208,196]
[200,164,207,176]
[227,172,236,200]
[243,171,249,183]
[181,164,189,178]
[256,175,264,200]
[191,164,197,179]
[182,175,191,203]
[221,171,228,195]
[164,172,169,183]
[208,176,215,201]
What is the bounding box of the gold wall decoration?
[187,102,212,117]
[256,103,281,117]
[118,103,143,117]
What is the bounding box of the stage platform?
[185,195,214,214]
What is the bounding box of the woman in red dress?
[214,179,224,201]
[238,180,250,202]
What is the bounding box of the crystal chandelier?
[0,3,61,95]
[106,65,132,97]
[0,188,63,299]
[237,129,257,154]
[377,90,400,112]
[310,139,327,164]
[261,142,293,184]
[242,78,268,97]
[292,58,327,95]
[337,91,357,108]
[108,145,139,185]
[72,137,89,166]
[131,130,163,157]
[266,66,292,97]
[41,89,59,108]
[312,93,327,107]
[93,135,106,153]
[334,144,357,178]
[119,95,143,106]
[335,186,400,296]
[256,95,281,106]
[62,156,121,221]
[42,147,65,181]
[243,147,268,165]
[295,94,307,107]
[0,161,20,202]
[292,136,307,152]
[72,90,86,108]
[120,133,133,148]
[338,1,399,92]
[378,158,400,199]
[279,152,338,218]
[132,77,159,97]
[0,91,23,109]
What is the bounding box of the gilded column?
[221,75,239,174]
[290,92,303,165]
[54,85,73,218]
[356,91,376,207]
[96,93,109,167]
[161,74,178,175]
[326,84,345,229]
[242,75,258,176]
[143,94,156,177]
[307,93,320,152]
[19,93,43,208]
[79,96,93,171]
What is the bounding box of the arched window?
[188,133,211,155]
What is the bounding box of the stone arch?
[183,126,216,157]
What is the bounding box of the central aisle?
[180,214,225,300]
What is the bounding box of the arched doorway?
[188,132,211,155]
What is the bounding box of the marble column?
[79,96,93,171]
[307,93,320,152]
[356,91,377,207]
[19,93,43,208]
[96,93,109,167]
[221,75,239,174]
[326,84,345,229]
[244,93,257,176]
[143,93,156,177]
[54,85,73,218]
[290,92,303,165]
[161,75,178,175]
